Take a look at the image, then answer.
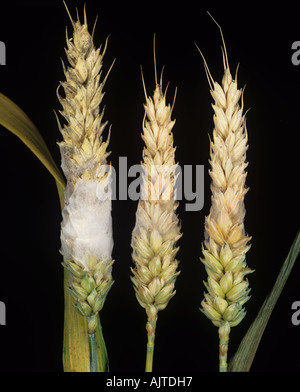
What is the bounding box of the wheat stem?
[218,322,230,372]
[219,338,229,372]
[145,321,156,372]
[87,329,98,372]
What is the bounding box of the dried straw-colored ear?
[197,12,253,372]
[131,36,181,372]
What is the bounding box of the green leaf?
[0,92,65,207]
[63,269,91,372]
[229,229,300,371]
[96,313,109,372]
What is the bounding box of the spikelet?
[197,16,253,371]
[57,5,114,334]
[131,58,181,365]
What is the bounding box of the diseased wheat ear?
[196,13,253,372]
[131,59,182,370]
[58,5,115,335]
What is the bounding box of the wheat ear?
[57,4,115,367]
[131,50,182,372]
[196,15,253,372]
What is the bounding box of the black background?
[0,0,299,373]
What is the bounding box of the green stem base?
[218,322,230,372]
[145,320,157,372]
[219,321,230,373]
[219,338,229,372]
[88,332,98,372]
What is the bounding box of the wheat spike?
[57,4,115,335]
[131,45,182,371]
[196,14,253,372]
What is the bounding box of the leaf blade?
[96,314,109,372]
[0,92,65,189]
[63,269,91,372]
[229,229,300,371]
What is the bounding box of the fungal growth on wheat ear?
[57,4,115,340]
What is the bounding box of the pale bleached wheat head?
[198,33,253,335]
[131,68,182,336]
